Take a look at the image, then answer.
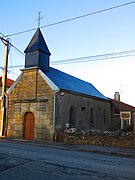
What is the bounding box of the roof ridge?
[109,98,135,109]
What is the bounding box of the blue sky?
[0,0,135,106]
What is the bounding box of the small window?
[113,107,120,115]
[81,107,86,111]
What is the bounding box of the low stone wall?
[63,133,135,148]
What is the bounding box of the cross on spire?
[36,12,43,28]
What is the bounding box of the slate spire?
[24,28,51,72]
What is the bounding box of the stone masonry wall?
[63,133,135,148]
[7,68,55,141]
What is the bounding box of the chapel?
[7,28,111,141]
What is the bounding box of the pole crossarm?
[0,36,9,45]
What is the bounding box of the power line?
[51,49,135,65]
[2,48,135,68]
[8,65,24,68]
[0,34,24,56]
[8,50,19,78]
[0,32,5,37]
[0,67,18,76]
[51,49,135,64]
[10,44,24,56]
[0,35,24,79]
[52,53,135,65]
[5,1,135,37]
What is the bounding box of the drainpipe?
[53,90,59,141]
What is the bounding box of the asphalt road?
[0,141,134,180]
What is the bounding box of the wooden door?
[24,112,35,140]
[57,128,63,142]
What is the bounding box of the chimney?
[114,92,120,101]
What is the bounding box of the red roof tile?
[109,98,135,111]
[0,76,14,87]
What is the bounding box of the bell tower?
[24,28,51,72]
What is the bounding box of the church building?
[7,28,111,141]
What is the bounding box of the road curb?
[0,138,135,158]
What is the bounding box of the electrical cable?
[51,53,135,65]
[10,44,24,56]
[0,34,24,56]
[1,1,135,57]
[5,1,135,37]
[0,32,5,37]
[3,48,135,68]
[9,51,14,79]
[51,49,135,64]
[1,1,135,69]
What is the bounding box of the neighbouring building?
[0,76,14,96]
[0,76,14,135]
[110,92,135,131]
[6,28,111,141]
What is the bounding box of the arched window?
[69,106,76,128]
[90,108,95,127]
[103,109,106,125]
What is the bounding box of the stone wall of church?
[7,68,55,141]
[55,91,111,134]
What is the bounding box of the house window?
[69,106,76,128]
[123,119,130,126]
[90,108,95,127]
[113,107,120,115]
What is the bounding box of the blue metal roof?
[45,67,108,100]
[24,28,108,101]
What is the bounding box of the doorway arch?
[24,112,35,140]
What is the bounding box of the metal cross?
[36,12,43,28]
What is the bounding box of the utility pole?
[0,36,9,136]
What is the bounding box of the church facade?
[6,28,112,141]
